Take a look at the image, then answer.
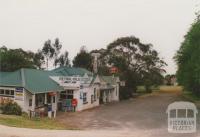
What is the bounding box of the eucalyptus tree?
[55,51,70,67]
[53,38,62,67]
[42,40,55,70]
[99,36,166,94]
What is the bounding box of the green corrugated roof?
[52,66,93,76]
[0,68,64,94]
[0,70,22,87]
[100,76,118,85]
[23,69,64,93]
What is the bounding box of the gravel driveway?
[0,92,199,137]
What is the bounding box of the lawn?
[136,85,182,94]
[159,85,183,93]
[0,114,67,130]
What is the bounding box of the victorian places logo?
[166,101,198,133]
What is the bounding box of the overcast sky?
[0,0,198,74]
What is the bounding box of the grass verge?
[0,114,67,130]
[182,91,200,102]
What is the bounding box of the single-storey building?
[0,67,120,118]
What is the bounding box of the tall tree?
[42,40,55,70]
[34,50,45,69]
[55,51,70,67]
[73,46,93,71]
[53,38,62,67]
[174,17,200,95]
[99,36,166,97]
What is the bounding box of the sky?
[0,0,198,74]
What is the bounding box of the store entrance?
[58,90,74,112]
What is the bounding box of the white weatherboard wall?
[81,86,99,111]
[23,89,33,113]
[73,85,100,111]
[73,89,83,111]
[112,84,119,101]
[0,87,27,112]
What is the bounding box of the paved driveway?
[0,92,199,137]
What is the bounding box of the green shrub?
[1,102,22,115]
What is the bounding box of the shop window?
[36,94,45,107]
[83,93,87,104]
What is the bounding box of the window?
[60,90,74,99]
[94,88,96,101]
[0,89,14,97]
[29,99,32,106]
[0,89,4,95]
[36,94,45,107]
[91,95,94,104]
[10,90,14,96]
[83,93,87,104]
[5,90,10,95]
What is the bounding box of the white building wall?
[23,89,33,113]
[0,87,30,112]
[74,85,99,111]
[73,89,83,111]
[112,84,120,101]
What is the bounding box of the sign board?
[48,92,56,96]
[109,67,119,74]
[15,87,24,101]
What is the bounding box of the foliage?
[0,46,43,71]
[1,102,22,116]
[73,46,93,71]
[164,74,176,85]
[96,36,166,97]
[41,38,70,69]
[55,51,70,67]
[42,40,55,69]
[174,18,200,96]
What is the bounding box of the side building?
[0,67,120,117]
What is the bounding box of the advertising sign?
[15,87,24,101]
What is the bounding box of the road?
[0,92,199,137]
